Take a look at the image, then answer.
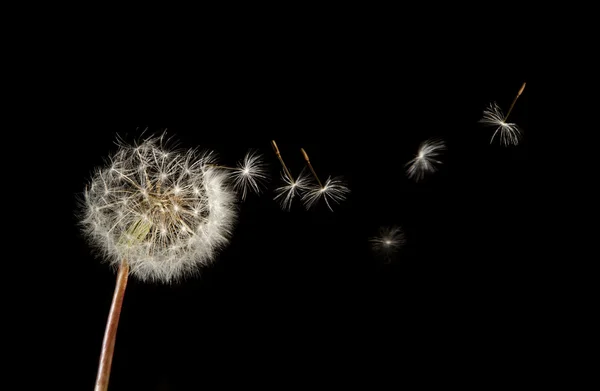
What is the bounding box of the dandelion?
[299,147,350,211]
[79,133,237,283]
[229,149,269,201]
[78,131,237,390]
[479,81,526,146]
[405,138,446,182]
[370,225,406,262]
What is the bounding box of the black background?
[35,54,535,389]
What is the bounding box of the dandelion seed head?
[78,133,238,283]
[406,138,446,182]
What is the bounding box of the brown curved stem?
[94,261,129,391]
[504,81,526,121]
[300,148,323,188]
[271,140,295,182]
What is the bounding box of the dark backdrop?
[37,65,533,389]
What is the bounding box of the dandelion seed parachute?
[273,169,311,211]
[301,176,350,211]
[405,138,446,182]
[479,101,522,146]
[230,149,269,201]
[369,226,406,261]
[298,147,350,212]
[78,133,238,283]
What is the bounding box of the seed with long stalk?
[300,148,323,188]
[271,140,294,184]
[479,82,526,146]
[504,81,526,121]
[271,140,310,210]
[299,147,349,211]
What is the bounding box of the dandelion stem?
[300,148,323,188]
[504,82,526,122]
[271,140,295,182]
[95,261,129,391]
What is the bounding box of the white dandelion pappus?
[405,138,446,182]
[273,169,311,211]
[78,133,238,283]
[369,225,406,261]
[301,176,350,211]
[479,101,522,146]
[230,149,269,201]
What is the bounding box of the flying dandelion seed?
[479,101,522,146]
[301,176,350,211]
[270,139,309,211]
[229,149,269,201]
[299,147,350,211]
[273,169,311,211]
[78,132,238,283]
[405,138,446,182]
[369,226,406,262]
[479,81,526,146]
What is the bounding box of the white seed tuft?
[77,133,238,283]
